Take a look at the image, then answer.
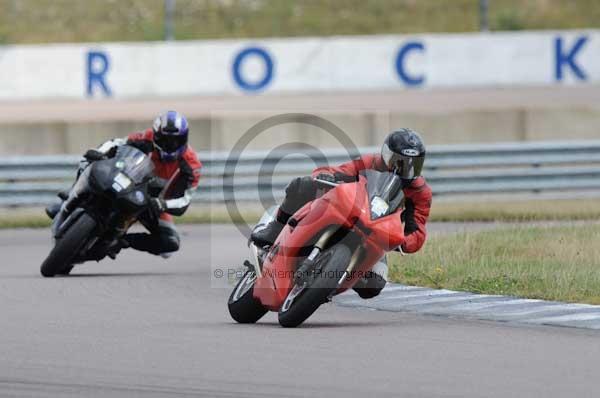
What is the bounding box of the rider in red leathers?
[251,128,432,298]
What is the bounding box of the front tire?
[40,213,96,277]
[228,270,268,324]
[278,244,352,328]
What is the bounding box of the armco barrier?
[2,141,600,207]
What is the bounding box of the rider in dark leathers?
[47,111,202,258]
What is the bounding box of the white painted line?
[445,298,542,312]
[397,294,489,306]
[377,289,460,301]
[492,304,594,318]
[382,285,424,293]
[336,283,600,330]
[527,312,600,324]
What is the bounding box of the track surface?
[1,224,600,397]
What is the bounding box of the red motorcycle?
[228,169,406,327]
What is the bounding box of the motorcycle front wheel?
[40,213,96,277]
[278,244,352,328]
[228,269,268,323]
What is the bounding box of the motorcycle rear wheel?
[278,244,352,328]
[40,213,96,277]
[228,270,268,323]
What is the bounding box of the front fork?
[295,226,386,299]
[245,206,279,277]
[293,225,366,296]
[246,243,264,279]
[293,225,339,284]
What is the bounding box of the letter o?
[232,47,274,92]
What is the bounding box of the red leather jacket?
[312,153,432,253]
[127,129,202,216]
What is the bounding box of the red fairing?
[253,192,359,310]
[313,153,431,254]
[253,175,405,310]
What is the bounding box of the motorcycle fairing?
[253,172,405,310]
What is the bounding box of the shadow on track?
[4,272,175,279]
[218,320,395,329]
[66,272,172,278]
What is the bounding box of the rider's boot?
[250,208,291,247]
[45,202,62,219]
[353,258,388,299]
[57,190,69,200]
[45,190,70,219]
[106,238,130,260]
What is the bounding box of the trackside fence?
[2,141,600,207]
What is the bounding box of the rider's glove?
[150,197,167,217]
[83,149,106,162]
[401,198,418,234]
[334,172,358,183]
[104,145,118,159]
[315,173,336,183]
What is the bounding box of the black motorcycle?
[41,145,157,277]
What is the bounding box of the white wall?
[0,30,597,99]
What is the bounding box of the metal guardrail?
[2,140,600,207]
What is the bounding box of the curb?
[334,283,600,330]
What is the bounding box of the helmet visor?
[154,131,187,153]
[381,143,424,180]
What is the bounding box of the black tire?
[57,265,75,276]
[40,213,96,277]
[278,244,352,328]
[228,270,268,324]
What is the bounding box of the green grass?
[430,199,600,222]
[0,207,262,229]
[1,0,599,44]
[2,198,600,228]
[0,213,51,229]
[389,224,600,305]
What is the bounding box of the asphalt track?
[1,224,600,398]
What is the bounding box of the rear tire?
[40,213,96,277]
[278,244,352,328]
[228,270,268,324]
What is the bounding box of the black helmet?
[381,128,426,181]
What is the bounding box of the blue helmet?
[152,111,189,161]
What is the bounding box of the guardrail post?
[164,0,175,41]
[479,0,489,32]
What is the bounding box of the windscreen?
[114,146,154,184]
[363,169,404,219]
